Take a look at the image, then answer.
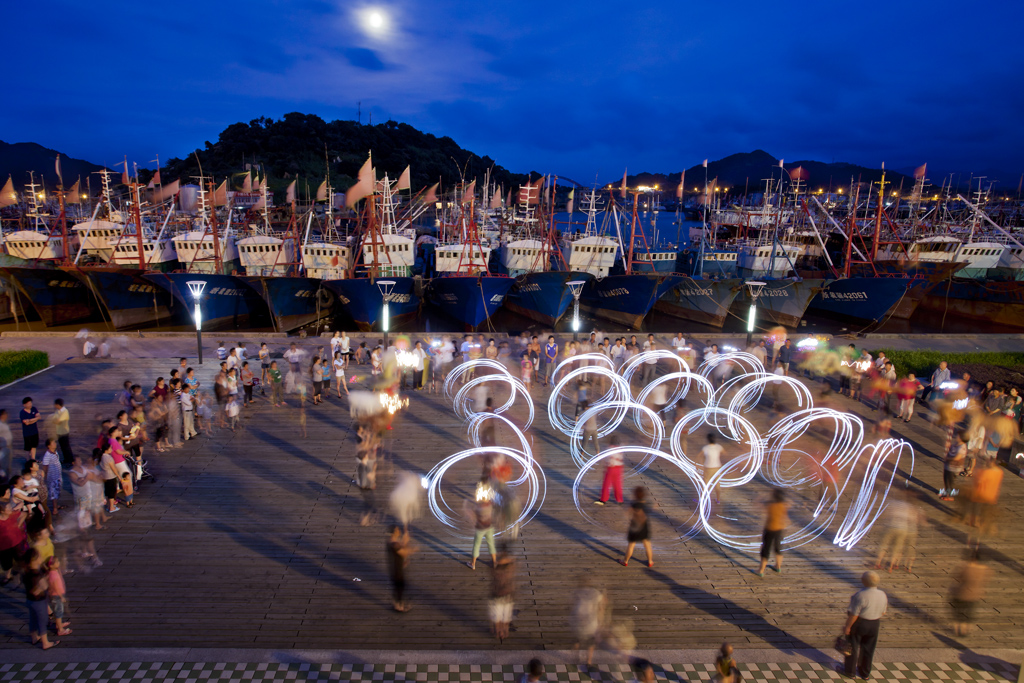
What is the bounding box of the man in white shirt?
[180,390,197,440]
[671,333,685,350]
[235,342,247,361]
[226,348,240,371]
[642,333,655,353]
[752,340,768,367]
[641,340,658,384]
[701,433,724,503]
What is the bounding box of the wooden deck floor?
[0,353,1022,652]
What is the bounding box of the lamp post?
[745,280,765,347]
[186,280,207,364]
[567,280,585,342]
[376,280,395,348]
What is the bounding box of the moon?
[368,11,384,29]
[358,7,390,37]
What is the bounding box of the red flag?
[463,180,476,202]
[702,159,708,168]
[241,172,252,192]
[121,161,129,186]
[565,189,574,214]
[489,189,502,210]
[212,180,228,207]
[55,155,63,185]
[914,163,927,180]
[789,166,809,181]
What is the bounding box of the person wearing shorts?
[20,397,40,461]
[333,352,348,397]
[757,488,788,577]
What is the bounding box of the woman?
[757,488,789,577]
[240,361,255,404]
[0,501,28,586]
[22,549,58,649]
[310,357,324,405]
[333,351,349,398]
[621,486,653,568]
[258,343,271,394]
[148,394,169,453]
[371,346,383,376]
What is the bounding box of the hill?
[0,141,108,192]
[626,150,911,194]
[162,113,529,197]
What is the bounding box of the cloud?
[342,47,390,72]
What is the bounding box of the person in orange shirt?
[968,459,1003,547]
[757,488,789,577]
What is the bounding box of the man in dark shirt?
[19,397,40,461]
[777,340,793,375]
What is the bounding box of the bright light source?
[368,10,384,27]
[357,7,390,37]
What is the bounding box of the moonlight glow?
[357,7,391,37]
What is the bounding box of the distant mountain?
[163,112,528,197]
[626,150,910,195]
[0,141,109,192]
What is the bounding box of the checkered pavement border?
[0,661,1017,682]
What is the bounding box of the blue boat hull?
[144,272,270,330]
[70,268,177,329]
[731,278,828,328]
[581,273,685,329]
[0,265,101,327]
[322,277,421,332]
[429,275,514,330]
[807,277,914,323]
[503,271,592,327]
[654,277,744,327]
[241,276,332,332]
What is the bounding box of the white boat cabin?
[303,241,352,280]
[4,230,78,261]
[562,236,618,278]
[72,219,125,261]
[110,236,178,267]
[502,238,547,276]
[237,235,296,276]
[435,242,490,274]
[173,231,240,273]
[362,233,414,278]
[737,243,802,277]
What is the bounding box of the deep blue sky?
[5,1,1022,185]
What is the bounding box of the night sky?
[6,1,1022,184]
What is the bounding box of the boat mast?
[127,159,146,269]
[872,163,888,262]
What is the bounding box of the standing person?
[0,410,12,479]
[873,487,921,572]
[620,486,653,568]
[0,503,27,586]
[522,659,545,683]
[895,373,922,423]
[99,442,120,514]
[412,341,426,391]
[284,342,303,374]
[258,343,271,394]
[466,479,497,570]
[543,336,559,387]
[22,549,59,649]
[950,550,988,637]
[757,488,788,577]
[268,361,285,407]
[702,433,725,504]
[225,347,239,372]
[310,356,324,405]
[485,338,498,361]
[776,339,792,375]
[595,435,624,505]
[184,367,199,400]
[641,340,658,384]
[520,352,534,393]
[40,439,62,517]
[47,556,71,636]
[240,361,255,404]
[927,360,951,403]
[340,331,352,368]
[841,571,887,680]
[180,385,197,441]
[612,338,626,372]
[333,352,349,398]
[386,525,416,612]
[52,399,72,465]
[20,397,41,462]
[166,380,183,449]
[877,362,897,414]
[490,548,516,641]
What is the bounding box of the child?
[714,643,741,683]
[216,342,227,362]
[520,352,533,392]
[46,556,72,636]
[196,391,215,435]
[226,396,241,432]
[119,472,134,508]
[269,361,285,407]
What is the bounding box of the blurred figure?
[757,488,788,577]
[950,549,988,637]
[714,642,741,683]
[571,576,607,666]
[940,432,967,501]
[966,458,1003,548]
[620,486,652,568]
[386,525,417,612]
[702,433,724,504]
[874,487,922,572]
[595,435,624,506]
[521,659,544,683]
[630,658,654,683]
[465,479,497,570]
[356,422,380,526]
[580,401,600,455]
[389,471,424,532]
[895,373,922,423]
[489,546,516,640]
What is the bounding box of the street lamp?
[567,280,585,341]
[186,280,207,364]
[376,279,395,348]
[745,280,766,347]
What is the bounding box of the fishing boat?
[429,181,513,329]
[501,178,587,326]
[323,163,422,331]
[577,190,684,329]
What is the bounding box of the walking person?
[950,549,988,637]
[489,547,516,641]
[939,432,967,501]
[166,379,183,449]
[777,339,792,375]
[386,525,417,612]
[641,339,658,384]
[240,361,255,404]
[595,435,624,505]
[757,488,788,577]
[702,433,725,504]
[465,479,497,570]
[180,385,197,441]
[873,487,921,572]
[713,642,741,683]
[620,486,653,568]
[840,571,887,680]
[0,410,12,480]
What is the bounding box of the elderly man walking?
[840,571,888,679]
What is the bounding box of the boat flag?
[147,169,162,189]
[490,188,502,210]
[55,155,63,186]
[257,175,267,193]
[790,166,809,181]
[565,189,574,214]
[620,169,627,198]
[676,171,684,199]
[463,180,476,202]
[315,180,328,201]
[700,177,718,205]
[121,160,129,186]
[423,182,439,204]
[286,179,297,203]
[702,159,708,168]
[397,166,411,191]
[0,176,17,207]
[151,179,180,204]
[242,172,252,192]
[66,179,80,203]
[914,163,927,180]
[212,179,228,206]
[345,156,375,208]
[358,155,374,184]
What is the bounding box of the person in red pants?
[595,435,623,505]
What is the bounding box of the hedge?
[0,350,50,386]
[869,349,1024,378]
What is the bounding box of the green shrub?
[870,349,1024,377]
[0,350,49,385]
